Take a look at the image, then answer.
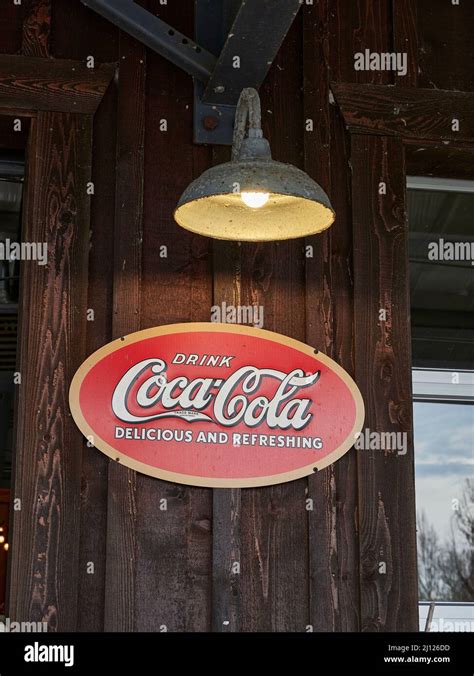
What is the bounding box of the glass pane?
[0,155,22,616]
[414,401,473,602]
[0,178,22,306]
[409,178,474,628]
[408,187,474,370]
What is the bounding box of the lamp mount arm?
[232,88,263,161]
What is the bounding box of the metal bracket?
[81,0,217,81]
[193,80,237,146]
[194,0,301,144]
[82,0,302,145]
[193,0,241,145]
[201,0,302,107]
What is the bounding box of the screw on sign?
[69,323,365,488]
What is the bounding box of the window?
[0,150,23,615]
[409,176,473,630]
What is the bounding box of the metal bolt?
[214,85,225,93]
[203,115,219,131]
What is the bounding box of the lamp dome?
[174,87,335,242]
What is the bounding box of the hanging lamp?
[174,88,335,242]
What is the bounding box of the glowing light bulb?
[3,543,8,551]
[0,536,4,544]
[241,192,269,209]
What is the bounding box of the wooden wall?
[1,0,473,632]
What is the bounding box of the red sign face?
[69,324,364,487]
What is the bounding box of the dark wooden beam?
[8,112,92,630]
[237,17,309,630]
[332,83,474,143]
[77,83,118,632]
[392,0,418,88]
[103,31,145,632]
[351,134,418,631]
[212,233,242,632]
[330,0,393,85]
[304,0,361,632]
[303,0,340,632]
[405,141,474,181]
[0,3,23,54]
[417,1,474,91]
[0,55,115,114]
[135,38,214,630]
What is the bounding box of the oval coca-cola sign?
[69,323,364,487]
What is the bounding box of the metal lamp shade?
[174,158,335,242]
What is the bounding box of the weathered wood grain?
[304,0,360,632]
[417,0,474,92]
[351,134,418,631]
[212,483,241,632]
[0,3,22,55]
[326,105,361,632]
[237,14,309,632]
[405,140,474,181]
[46,0,120,634]
[328,7,365,622]
[212,227,242,632]
[77,82,117,632]
[9,111,92,631]
[51,0,119,62]
[303,0,338,633]
[196,0,244,631]
[332,83,474,142]
[103,31,145,632]
[0,0,435,634]
[392,0,418,87]
[329,0,393,84]
[0,54,115,114]
[134,0,213,633]
[22,0,51,58]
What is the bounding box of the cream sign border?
[69,323,365,488]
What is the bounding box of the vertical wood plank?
[392,0,418,87]
[77,82,117,632]
[328,1,388,632]
[212,485,241,631]
[237,14,309,632]
[50,0,118,62]
[0,3,23,55]
[103,31,145,632]
[417,0,474,91]
[22,0,51,57]
[200,0,244,634]
[9,111,92,631]
[326,107,361,632]
[330,0,393,84]
[351,134,418,631]
[303,0,336,632]
[133,0,213,631]
[212,222,242,632]
[304,0,360,632]
[45,0,120,632]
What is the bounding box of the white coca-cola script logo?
[111,359,321,431]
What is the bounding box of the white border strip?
[413,368,474,402]
[407,176,474,194]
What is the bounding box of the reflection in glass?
[415,401,473,601]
